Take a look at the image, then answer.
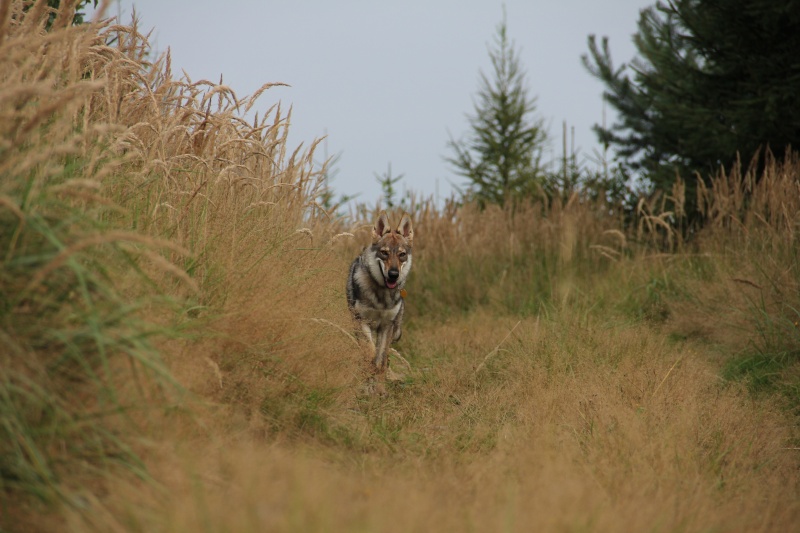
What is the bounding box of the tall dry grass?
[94,15,330,309]
[1,0,329,522]
[661,151,800,402]
[0,0,185,510]
[347,192,629,320]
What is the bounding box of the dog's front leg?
[360,322,375,345]
[372,324,394,388]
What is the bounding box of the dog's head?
[369,211,413,290]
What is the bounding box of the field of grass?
[2,3,799,531]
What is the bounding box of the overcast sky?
[90,1,653,205]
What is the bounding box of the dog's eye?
[398,252,407,260]
[378,250,389,259]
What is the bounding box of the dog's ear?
[373,211,391,242]
[396,212,413,244]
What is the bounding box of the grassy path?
[61,310,799,532]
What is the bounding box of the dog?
[346,211,413,393]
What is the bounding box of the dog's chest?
[353,299,402,328]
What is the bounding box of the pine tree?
[584,0,800,202]
[446,10,548,207]
[375,162,405,209]
[22,0,99,29]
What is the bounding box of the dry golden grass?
[654,153,800,368]
[63,311,800,532]
[362,194,631,320]
[3,2,800,532]
[1,0,327,521]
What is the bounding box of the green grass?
[0,157,183,505]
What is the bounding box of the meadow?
[2,3,799,531]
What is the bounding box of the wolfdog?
[346,211,413,393]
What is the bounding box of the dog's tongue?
[386,280,398,289]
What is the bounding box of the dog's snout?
[387,268,400,281]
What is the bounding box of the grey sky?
[92,1,652,205]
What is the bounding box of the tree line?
[447,0,800,217]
